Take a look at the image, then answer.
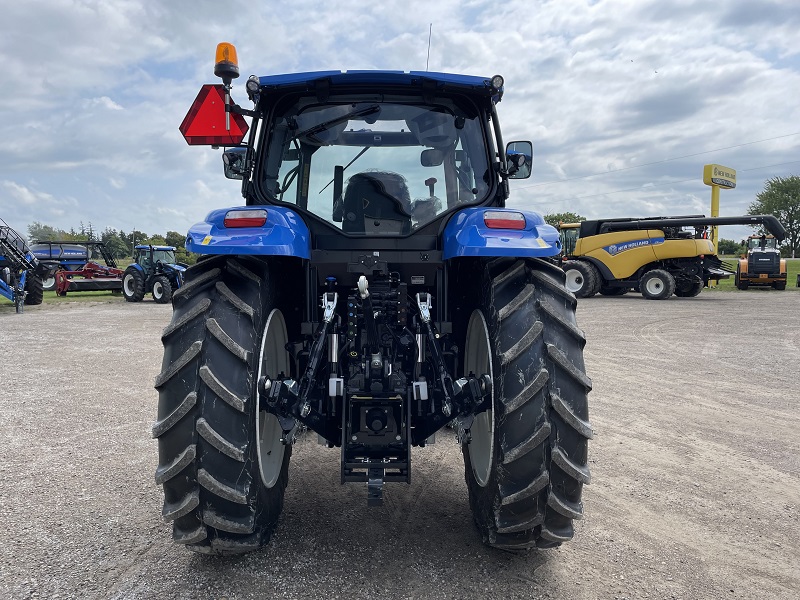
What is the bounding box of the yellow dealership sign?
[703,164,736,189]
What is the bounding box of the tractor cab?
[134,245,177,268]
[746,235,778,251]
[558,222,581,258]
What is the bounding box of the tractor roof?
[135,245,176,251]
[256,71,503,102]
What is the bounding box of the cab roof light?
[484,210,526,230]
[214,42,240,83]
[224,209,267,228]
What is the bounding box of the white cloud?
[0,0,797,238]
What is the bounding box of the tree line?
[27,222,197,265]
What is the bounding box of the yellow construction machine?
[735,235,787,290]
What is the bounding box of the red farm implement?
[54,261,124,295]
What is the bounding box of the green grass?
[0,289,124,311]
[711,257,800,291]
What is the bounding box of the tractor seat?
[341,172,412,235]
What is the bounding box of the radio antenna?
[426,24,432,71]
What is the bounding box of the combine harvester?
[558,215,786,299]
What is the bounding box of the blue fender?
[128,263,145,273]
[186,206,311,259]
[442,208,561,259]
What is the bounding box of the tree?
[175,247,198,266]
[96,227,127,259]
[718,238,744,256]
[142,234,167,246]
[543,212,586,227]
[748,175,800,258]
[27,221,68,242]
[165,231,186,249]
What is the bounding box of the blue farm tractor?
[154,43,592,555]
[0,219,56,313]
[122,245,185,303]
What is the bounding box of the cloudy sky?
[1,0,798,244]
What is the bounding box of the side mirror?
[506,141,533,179]
[223,147,248,180]
[420,149,445,167]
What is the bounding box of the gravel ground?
[1,292,798,599]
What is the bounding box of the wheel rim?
[256,309,290,488]
[465,310,494,487]
[153,280,163,299]
[645,277,663,295]
[564,269,584,293]
[124,274,135,296]
[43,276,55,290]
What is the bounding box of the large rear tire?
[563,260,601,298]
[599,285,628,296]
[461,258,592,550]
[639,269,675,300]
[153,255,291,554]
[674,278,703,297]
[123,267,145,302]
[24,275,44,305]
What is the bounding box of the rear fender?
[442,208,560,259]
[186,206,311,259]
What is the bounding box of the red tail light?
[483,210,526,230]
[224,209,267,228]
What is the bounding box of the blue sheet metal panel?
[442,208,561,259]
[186,206,311,259]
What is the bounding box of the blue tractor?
[0,219,55,313]
[154,44,592,555]
[122,245,185,303]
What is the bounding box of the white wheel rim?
[124,274,135,295]
[565,269,584,293]
[256,309,290,488]
[43,276,55,290]
[645,277,663,295]
[153,281,163,298]
[465,310,494,487]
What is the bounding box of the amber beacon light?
[214,42,240,83]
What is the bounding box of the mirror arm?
[226,103,258,118]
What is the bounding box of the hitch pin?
[322,292,338,322]
[416,292,432,323]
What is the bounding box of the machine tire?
[640,269,675,300]
[674,278,703,297]
[562,260,601,298]
[599,285,627,296]
[773,280,786,291]
[123,267,146,302]
[153,255,291,555]
[461,258,592,550]
[152,275,173,304]
[42,272,57,292]
[24,275,44,305]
